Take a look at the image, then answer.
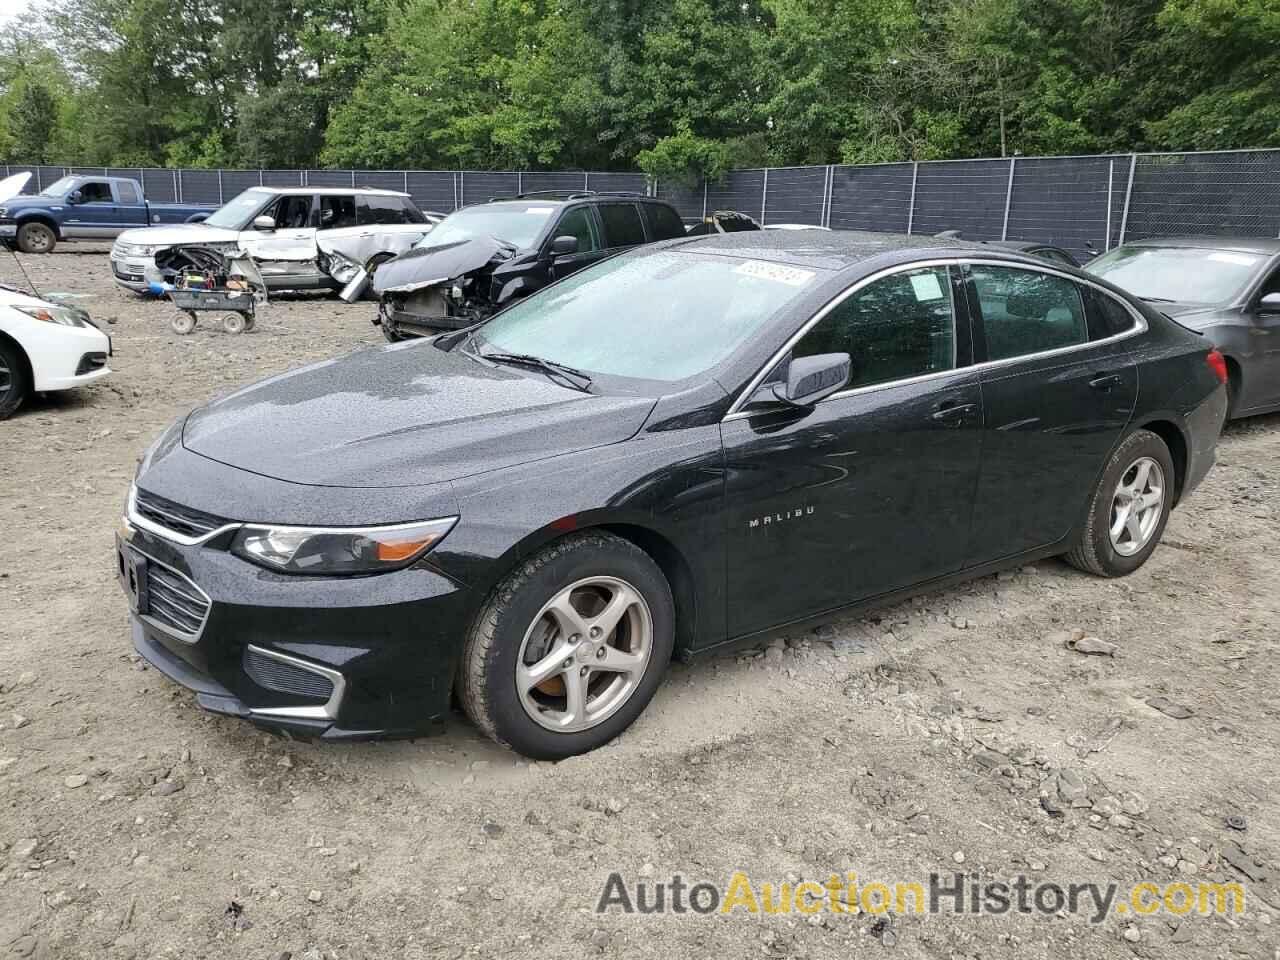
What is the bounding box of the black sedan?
[118,231,1227,759]
[1087,236,1280,418]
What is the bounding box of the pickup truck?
[0,175,214,254]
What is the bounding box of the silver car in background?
[1087,237,1280,419]
[110,187,434,294]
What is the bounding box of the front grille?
[112,263,144,282]
[244,648,335,700]
[145,563,210,637]
[75,352,107,375]
[134,488,228,540]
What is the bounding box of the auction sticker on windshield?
[733,261,816,286]
[525,207,555,214]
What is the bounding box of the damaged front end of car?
[371,237,518,340]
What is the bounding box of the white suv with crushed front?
[110,187,434,294]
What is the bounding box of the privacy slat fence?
[8,148,1280,260]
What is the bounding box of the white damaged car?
[110,186,436,295]
[0,284,112,418]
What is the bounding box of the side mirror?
[1259,292,1280,314]
[252,215,276,232]
[753,353,851,409]
[550,235,578,256]
[67,190,82,205]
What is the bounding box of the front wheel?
[457,532,674,759]
[16,222,56,254]
[0,338,31,419]
[1065,429,1175,577]
[380,317,406,343]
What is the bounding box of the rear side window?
[117,181,140,204]
[970,265,1088,361]
[358,195,414,225]
[320,195,358,229]
[80,181,113,203]
[598,203,646,247]
[1087,289,1139,340]
[793,266,957,390]
[643,203,687,241]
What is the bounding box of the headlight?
[231,517,457,575]
[116,243,158,257]
[13,304,89,327]
[0,207,9,218]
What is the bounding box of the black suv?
[371,191,688,340]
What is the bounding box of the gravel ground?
[1,245,1279,960]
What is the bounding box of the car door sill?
[682,535,1073,661]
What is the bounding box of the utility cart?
[159,246,267,335]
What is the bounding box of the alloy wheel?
[1109,456,1164,556]
[0,354,10,396]
[515,576,653,733]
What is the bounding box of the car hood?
[116,223,241,247]
[0,172,32,205]
[372,237,514,295]
[181,340,656,488]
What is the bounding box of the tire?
[0,338,31,419]
[1065,429,1175,578]
[171,312,196,335]
[16,222,56,254]
[457,531,675,760]
[222,313,247,334]
[381,317,406,343]
[362,254,393,302]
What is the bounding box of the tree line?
[1,0,1276,184]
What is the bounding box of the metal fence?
[7,149,1280,260]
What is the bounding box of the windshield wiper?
[478,349,593,391]
[1139,295,1177,303]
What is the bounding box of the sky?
[0,0,32,29]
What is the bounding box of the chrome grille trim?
[123,544,213,643]
[245,646,346,721]
[127,485,242,546]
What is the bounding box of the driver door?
[546,205,606,282]
[721,263,983,634]
[238,194,318,282]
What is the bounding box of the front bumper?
[110,254,163,292]
[0,222,15,239]
[117,499,474,739]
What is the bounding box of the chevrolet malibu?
[118,232,1227,759]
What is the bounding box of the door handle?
[931,401,978,424]
[1089,373,1124,391]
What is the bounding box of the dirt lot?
[1,244,1278,960]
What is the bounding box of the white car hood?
[0,171,32,204]
[0,285,55,310]
[116,223,242,247]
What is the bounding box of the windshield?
[1087,246,1264,305]
[418,205,554,250]
[475,251,820,382]
[203,190,271,230]
[39,176,80,197]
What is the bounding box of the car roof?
[245,186,410,198]
[660,229,976,270]
[480,195,666,209]
[1122,235,1280,256]
[980,239,1066,252]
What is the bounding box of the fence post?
[1118,154,1137,245]
[259,169,264,187]
[459,170,465,208]
[517,171,523,196]
[823,164,834,227]
[1105,158,1114,251]
[218,169,224,205]
[650,177,657,198]
[403,170,408,195]
[173,169,180,203]
[701,180,708,220]
[906,161,919,235]
[1001,157,1016,240]
[760,168,769,225]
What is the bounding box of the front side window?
[598,203,646,247]
[1087,245,1263,305]
[550,206,599,253]
[268,195,314,229]
[792,266,957,390]
[971,265,1087,361]
[476,251,819,382]
[320,195,358,229]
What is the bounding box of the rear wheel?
[170,312,196,335]
[457,532,674,759]
[1065,429,1174,577]
[0,338,31,419]
[16,222,56,254]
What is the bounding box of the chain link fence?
[7,150,1280,260]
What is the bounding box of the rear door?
[596,202,647,255]
[114,180,149,227]
[722,262,984,633]
[963,261,1139,564]
[1242,259,1280,411]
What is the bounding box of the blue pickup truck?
[0,175,214,253]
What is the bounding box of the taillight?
[1206,349,1229,385]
